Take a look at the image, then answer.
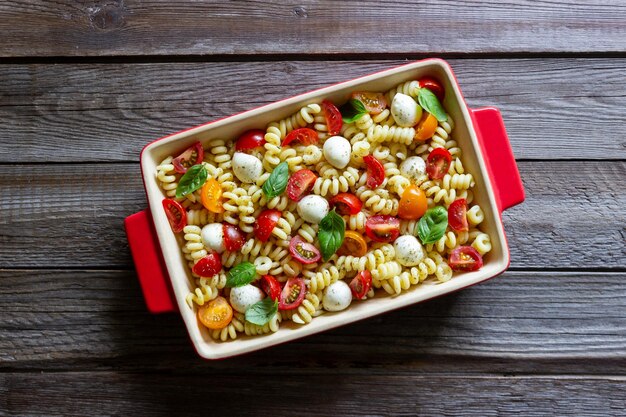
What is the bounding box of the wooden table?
[1,1,625,415]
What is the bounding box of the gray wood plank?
[1,269,624,371]
[1,372,624,416]
[0,59,625,162]
[0,1,624,57]
[1,161,624,269]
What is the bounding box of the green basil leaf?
[245,298,278,326]
[339,99,367,123]
[226,261,257,287]
[262,161,289,199]
[175,164,207,198]
[318,209,345,261]
[417,206,448,244]
[418,88,448,122]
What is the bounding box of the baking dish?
[124,58,525,359]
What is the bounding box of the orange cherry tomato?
[398,185,428,220]
[414,112,438,141]
[338,230,368,256]
[201,178,224,213]
[197,296,233,330]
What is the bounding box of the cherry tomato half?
[198,296,233,330]
[172,142,204,174]
[162,198,187,233]
[278,278,307,310]
[363,155,385,189]
[223,224,245,251]
[426,148,452,180]
[448,199,469,232]
[398,185,428,220]
[418,77,445,102]
[349,271,372,300]
[201,178,224,213]
[260,275,281,301]
[414,112,438,141]
[351,92,388,115]
[338,230,368,256]
[321,100,343,136]
[287,169,318,201]
[365,215,400,243]
[254,209,282,242]
[282,128,318,146]
[289,235,321,264]
[329,193,362,215]
[192,251,222,277]
[236,129,266,152]
[449,246,483,272]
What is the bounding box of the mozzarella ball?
[229,285,264,313]
[323,136,351,169]
[323,281,352,312]
[201,223,225,253]
[400,156,427,182]
[391,93,422,127]
[297,195,329,224]
[394,235,425,266]
[232,152,263,183]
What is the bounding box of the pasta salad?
[156,77,492,341]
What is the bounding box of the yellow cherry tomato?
[338,230,368,257]
[398,185,428,220]
[201,178,224,213]
[198,296,233,330]
[414,112,438,141]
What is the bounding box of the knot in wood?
[293,6,308,18]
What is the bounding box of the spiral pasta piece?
[303,265,345,293]
[471,233,492,256]
[386,80,420,103]
[209,313,245,342]
[367,124,415,145]
[183,225,207,263]
[289,291,323,324]
[467,205,485,226]
[185,278,218,308]
[356,186,399,215]
[344,212,367,231]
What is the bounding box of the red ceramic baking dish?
[125,58,524,359]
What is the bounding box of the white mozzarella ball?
[322,281,352,312]
[201,223,225,253]
[229,285,264,313]
[232,152,263,183]
[297,195,329,224]
[323,136,351,169]
[394,235,425,266]
[391,93,422,127]
[400,156,427,183]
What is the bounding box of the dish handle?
[469,107,525,213]
[124,210,177,313]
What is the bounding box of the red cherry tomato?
[162,198,187,233]
[172,142,204,174]
[235,129,266,152]
[418,77,445,101]
[223,224,245,251]
[260,275,281,301]
[349,271,372,300]
[448,199,469,232]
[282,128,319,146]
[329,193,362,215]
[363,155,385,189]
[192,251,222,277]
[426,148,452,180]
[321,100,343,136]
[365,215,400,243]
[254,209,282,242]
[278,278,307,310]
[351,92,388,115]
[289,235,321,264]
[449,246,483,272]
[287,169,318,201]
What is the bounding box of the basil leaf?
[339,99,367,123]
[417,206,448,244]
[318,209,345,261]
[418,88,448,122]
[262,161,289,199]
[245,298,278,326]
[175,164,207,198]
[226,261,257,287]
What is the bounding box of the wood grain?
[1,269,624,372]
[1,59,625,162]
[1,161,624,269]
[1,1,625,57]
